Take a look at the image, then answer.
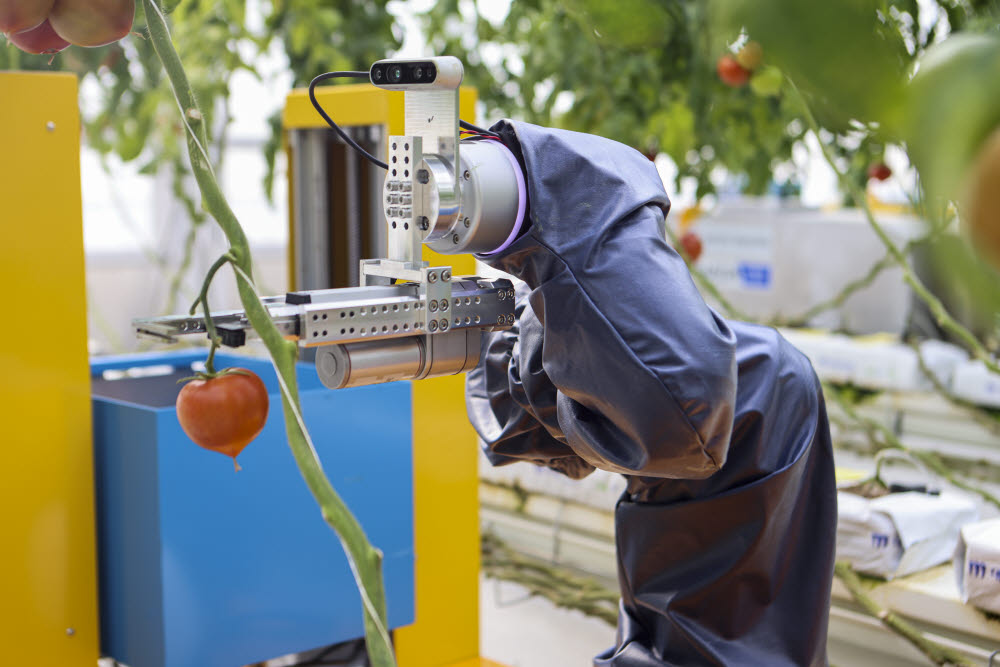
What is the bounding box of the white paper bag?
[955,518,1000,613]
[837,490,978,579]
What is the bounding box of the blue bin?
[90,350,414,667]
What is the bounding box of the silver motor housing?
[315,327,481,389]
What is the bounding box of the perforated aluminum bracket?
[419,266,453,333]
[383,135,423,264]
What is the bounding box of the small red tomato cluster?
[1,0,135,55]
[717,41,763,88]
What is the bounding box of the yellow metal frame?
[0,73,99,662]
[284,84,490,666]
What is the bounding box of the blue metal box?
[90,350,414,667]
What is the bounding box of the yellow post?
[0,72,99,663]
[284,85,491,666]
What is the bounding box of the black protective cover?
[466,120,836,666]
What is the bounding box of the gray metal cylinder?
[315,329,482,389]
[316,337,424,389]
[426,141,524,255]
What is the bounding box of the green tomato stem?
[140,1,394,663]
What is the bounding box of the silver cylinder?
[426,140,525,255]
[315,329,482,389]
[316,337,424,390]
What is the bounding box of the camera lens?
[414,67,424,80]
[389,65,403,83]
[371,67,384,82]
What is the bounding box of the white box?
[837,490,978,579]
[950,360,1000,408]
[955,518,1000,613]
[695,200,925,334]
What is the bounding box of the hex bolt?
[428,271,438,283]
[417,169,430,184]
[429,320,439,332]
[441,269,452,281]
[463,217,471,228]
[440,319,450,331]
[463,169,471,180]
[429,301,439,312]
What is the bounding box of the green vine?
[140,1,394,663]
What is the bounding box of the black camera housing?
[370,61,438,86]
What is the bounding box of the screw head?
[463,169,471,180]
[419,216,430,231]
[428,271,438,283]
[65,628,75,637]
[46,121,56,132]
[497,315,505,325]
[441,300,449,312]
[452,234,460,244]
[417,169,430,184]
[440,319,450,331]
[441,269,452,281]
[506,313,515,325]
[463,217,471,228]
[429,301,439,312]
[429,320,439,332]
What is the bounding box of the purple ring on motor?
[477,140,527,257]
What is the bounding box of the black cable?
[310,71,499,168]
[309,71,388,170]
[460,119,499,137]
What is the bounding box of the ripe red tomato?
[176,368,269,471]
[679,230,703,263]
[7,18,68,54]
[717,55,750,87]
[0,0,54,35]
[49,0,134,48]
[964,126,1000,270]
[867,162,892,181]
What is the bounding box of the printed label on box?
[696,222,775,292]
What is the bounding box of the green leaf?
[905,33,1000,209]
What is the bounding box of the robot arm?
[468,121,739,480]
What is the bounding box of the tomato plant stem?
[787,78,1000,377]
[191,253,234,375]
[833,562,975,667]
[141,1,394,662]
